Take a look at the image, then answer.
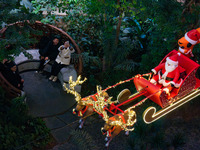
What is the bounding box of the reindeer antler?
[63,75,87,103]
[86,86,111,121]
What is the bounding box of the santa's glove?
[170,83,175,87]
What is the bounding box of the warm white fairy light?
[89,86,115,122]
[143,89,200,124]
[63,75,87,103]
[64,73,154,132]
[108,109,137,132]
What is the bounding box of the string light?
[109,109,137,131]
[63,75,87,104]
[64,73,153,132]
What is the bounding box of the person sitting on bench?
[37,36,61,73]
[49,41,75,82]
[0,60,24,90]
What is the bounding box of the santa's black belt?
[159,71,173,81]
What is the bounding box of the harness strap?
[117,114,126,124]
[78,105,88,116]
[108,126,116,136]
[108,117,116,136]
[107,114,126,136]
[91,95,97,101]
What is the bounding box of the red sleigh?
[69,49,200,124]
[134,50,200,107]
[67,50,200,147]
[133,50,200,123]
[99,50,200,123]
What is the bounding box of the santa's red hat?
[166,53,181,66]
[185,29,200,45]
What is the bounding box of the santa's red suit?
[150,54,183,95]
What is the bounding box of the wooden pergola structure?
[0,21,82,99]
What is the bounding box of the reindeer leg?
[79,107,92,129]
[125,130,129,136]
[105,126,122,147]
[79,119,85,129]
[105,137,112,147]
[105,131,110,141]
[79,119,83,123]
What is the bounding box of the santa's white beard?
[165,62,177,72]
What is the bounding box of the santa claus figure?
[178,28,200,58]
[150,53,183,95]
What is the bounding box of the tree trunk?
[115,16,122,45]
[115,0,122,45]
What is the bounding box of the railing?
[0,72,21,99]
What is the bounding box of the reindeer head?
[72,96,92,116]
[101,109,137,135]
[73,90,110,116]
[63,76,87,115]
[101,117,117,134]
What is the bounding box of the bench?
[15,49,81,92]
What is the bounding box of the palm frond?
[71,52,102,69]
[113,38,134,65]
[114,60,140,72]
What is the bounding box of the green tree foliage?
[30,0,200,100]
[31,0,141,72]
[0,94,50,149]
[134,0,200,72]
[0,1,50,149]
[31,0,200,73]
[70,129,99,150]
[0,0,41,61]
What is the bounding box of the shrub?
[0,95,51,150]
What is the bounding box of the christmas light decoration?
[63,75,87,103]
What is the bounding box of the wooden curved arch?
[0,21,82,74]
[0,72,21,99]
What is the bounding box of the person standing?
[49,41,75,82]
[37,36,61,73]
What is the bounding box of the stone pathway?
[21,71,76,117]
[14,49,83,148]
[21,71,79,145]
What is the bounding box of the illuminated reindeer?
[74,91,109,129]
[101,109,137,147]
[81,88,136,147]
[63,76,111,128]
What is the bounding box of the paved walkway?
[21,71,79,145]
[14,50,82,147]
[21,71,76,117]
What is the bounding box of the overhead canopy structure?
[0,21,82,99]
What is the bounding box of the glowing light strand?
[64,74,153,132]
[109,109,137,131]
[63,75,87,103]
